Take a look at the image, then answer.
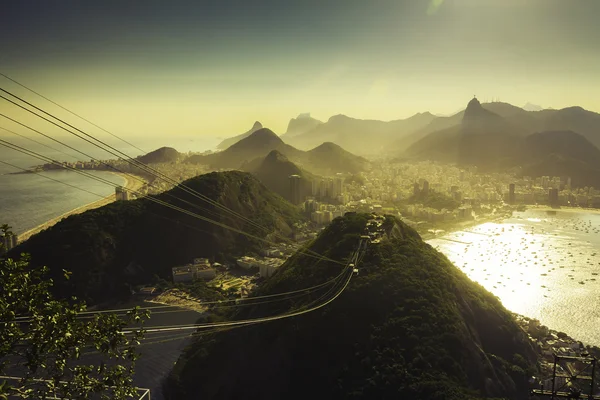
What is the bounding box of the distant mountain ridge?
[405,98,520,169]
[216,121,263,150]
[285,112,436,155]
[186,128,370,176]
[282,113,323,138]
[518,130,600,187]
[402,98,600,185]
[523,102,543,112]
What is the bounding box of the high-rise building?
[422,180,430,196]
[311,179,319,197]
[289,175,302,205]
[508,183,515,205]
[115,186,130,201]
[549,188,559,206]
[1,232,17,254]
[413,183,420,196]
[541,176,550,188]
[333,174,344,198]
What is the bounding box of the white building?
[172,263,216,282]
[237,256,258,270]
[258,258,285,278]
[115,186,131,201]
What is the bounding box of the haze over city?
[2,0,600,136]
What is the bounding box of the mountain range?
[216,121,263,150]
[281,113,323,138]
[186,128,370,176]
[216,101,600,165]
[403,98,600,184]
[284,112,437,155]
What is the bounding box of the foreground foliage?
[0,238,147,399]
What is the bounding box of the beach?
[17,172,146,243]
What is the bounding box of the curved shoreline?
[17,172,146,243]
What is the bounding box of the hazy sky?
[1,0,599,138]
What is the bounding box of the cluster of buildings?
[32,157,210,197]
[171,258,217,282]
[516,315,597,393]
[506,176,600,208]
[403,204,475,223]
[237,256,285,278]
[236,243,305,278]
[289,174,346,205]
[291,161,600,231]
[303,199,347,225]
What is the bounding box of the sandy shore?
[526,204,600,214]
[18,172,146,243]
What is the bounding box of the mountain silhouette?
[186,128,369,176]
[282,113,323,138]
[517,130,600,187]
[405,98,518,169]
[523,102,543,112]
[286,112,435,155]
[249,150,315,203]
[305,142,370,174]
[216,121,263,150]
[136,147,181,164]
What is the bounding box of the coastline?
[526,204,600,214]
[17,172,146,244]
[420,212,509,241]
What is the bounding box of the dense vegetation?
[1,236,147,399]
[10,171,303,305]
[164,213,537,400]
[408,189,460,211]
[136,146,181,164]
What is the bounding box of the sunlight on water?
[429,209,600,345]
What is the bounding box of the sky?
[1,0,599,139]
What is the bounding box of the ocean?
[428,208,600,346]
[0,134,219,234]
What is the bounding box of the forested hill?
[164,213,538,400]
[11,171,303,305]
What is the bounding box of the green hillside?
[249,150,316,203]
[136,146,181,164]
[164,213,537,400]
[11,171,303,304]
[186,128,370,176]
